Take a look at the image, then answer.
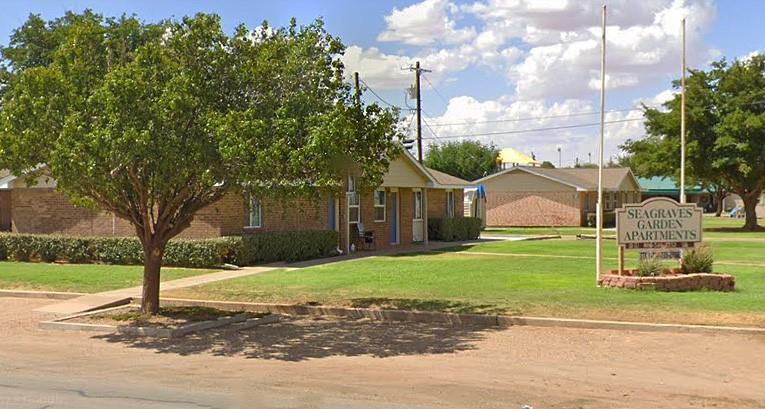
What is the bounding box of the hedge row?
[0,230,339,268]
[427,217,482,241]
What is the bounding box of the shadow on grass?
[349,297,507,315]
[92,315,499,361]
[705,226,765,233]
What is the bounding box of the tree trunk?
[141,243,165,314]
[714,191,726,217]
[741,191,762,231]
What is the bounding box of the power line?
[426,107,645,127]
[421,117,643,140]
[421,73,450,107]
[358,78,411,111]
[421,116,444,141]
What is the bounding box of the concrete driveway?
[1,297,765,409]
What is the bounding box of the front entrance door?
[388,191,398,244]
[412,190,424,242]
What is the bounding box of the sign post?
[615,197,703,273]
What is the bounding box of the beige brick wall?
[486,191,582,227]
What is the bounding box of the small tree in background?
[424,140,499,181]
[540,161,555,168]
[0,12,401,313]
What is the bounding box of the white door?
[412,190,424,242]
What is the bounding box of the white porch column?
[423,187,429,245]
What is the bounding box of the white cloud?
[341,45,475,90]
[361,0,716,98]
[501,0,716,99]
[377,0,476,46]
[417,95,648,166]
[351,0,722,165]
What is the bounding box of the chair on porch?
[352,223,376,251]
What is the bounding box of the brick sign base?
[599,270,735,292]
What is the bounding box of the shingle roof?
[475,166,637,191]
[425,167,472,186]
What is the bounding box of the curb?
[38,304,131,333]
[0,289,86,300]
[160,298,765,336]
[39,303,280,337]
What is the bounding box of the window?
[446,191,455,218]
[247,195,262,228]
[604,192,616,210]
[413,190,423,220]
[374,190,386,222]
[347,175,360,224]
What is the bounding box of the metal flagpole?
[596,5,607,285]
[680,18,687,204]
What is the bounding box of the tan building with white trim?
[474,166,642,227]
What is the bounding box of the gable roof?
[424,167,472,187]
[474,166,639,191]
[396,147,473,189]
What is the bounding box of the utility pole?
[680,18,687,204]
[407,61,430,162]
[354,72,361,106]
[557,145,562,168]
[596,4,607,285]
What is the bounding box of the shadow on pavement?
[93,315,499,361]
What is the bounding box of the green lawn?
[166,237,765,327]
[484,216,765,239]
[0,262,214,293]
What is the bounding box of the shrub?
[0,230,339,268]
[91,237,144,265]
[637,255,664,277]
[681,245,714,274]
[165,238,235,268]
[586,211,616,228]
[427,217,482,241]
[235,230,339,264]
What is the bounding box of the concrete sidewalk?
[34,266,277,315]
[32,238,512,315]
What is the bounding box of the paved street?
[1,297,765,409]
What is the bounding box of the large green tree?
[0,12,401,313]
[622,55,765,230]
[424,140,498,181]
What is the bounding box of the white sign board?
[616,197,703,251]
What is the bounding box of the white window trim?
[347,175,360,224]
[413,190,423,221]
[374,189,386,222]
[348,193,360,224]
[446,190,455,218]
[247,195,262,228]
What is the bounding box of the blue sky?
[1,1,762,165]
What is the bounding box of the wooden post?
[618,245,625,275]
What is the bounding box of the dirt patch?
[3,297,765,408]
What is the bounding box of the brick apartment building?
[474,166,641,227]
[0,150,471,253]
